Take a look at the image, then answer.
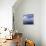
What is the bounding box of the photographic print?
[23,14,34,25]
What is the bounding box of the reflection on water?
[10,42,16,46]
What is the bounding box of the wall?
[0,0,16,30]
[13,0,41,46]
[41,0,46,46]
